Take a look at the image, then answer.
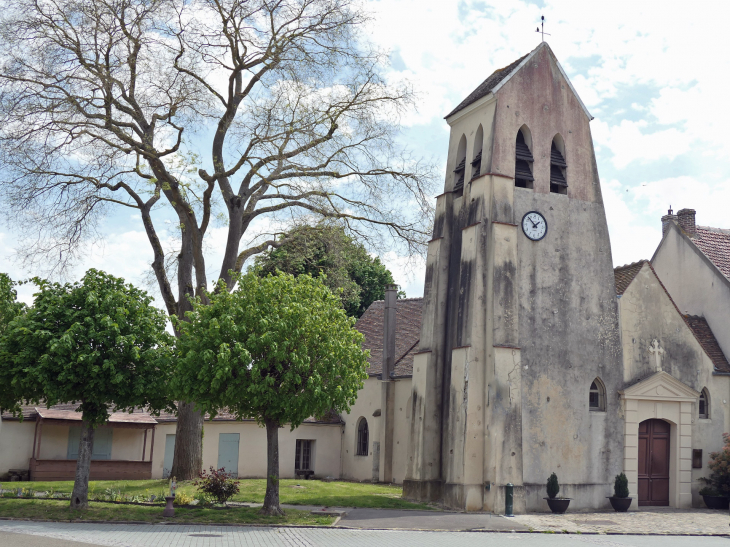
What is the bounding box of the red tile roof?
[614,260,647,295]
[693,226,730,281]
[684,315,730,373]
[354,298,423,378]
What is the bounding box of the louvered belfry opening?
[471,151,482,180]
[550,141,568,194]
[453,157,466,193]
[514,130,534,189]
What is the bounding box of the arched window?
[356,418,369,456]
[453,135,467,194]
[515,126,534,189]
[589,378,606,411]
[471,125,484,181]
[699,388,710,419]
[550,134,567,194]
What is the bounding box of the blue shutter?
[163,434,176,479]
[67,426,113,460]
[67,426,82,460]
[92,428,113,460]
[217,433,240,477]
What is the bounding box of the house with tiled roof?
[653,208,730,362]
[613,259,729,507]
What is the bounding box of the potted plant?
[607,472,632,512]
[544,472,571,513]
[699,433,730,510]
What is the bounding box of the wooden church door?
[638,419,670,506]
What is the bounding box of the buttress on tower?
[403,43,623,512]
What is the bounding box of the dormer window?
[550,136,567,195]
[515,128,534,189]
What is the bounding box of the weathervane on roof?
[536,15,551,42]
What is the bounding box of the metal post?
[505,483,514,517]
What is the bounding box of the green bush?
[699,433,730,497]
[546,472,560,499]
[613,473,629,498]
[699,486,721,496]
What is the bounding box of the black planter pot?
[544,497,571,514]
[607,496,632,512]
[702,495,729,510]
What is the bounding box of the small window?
[356,418,369,456]
[550,135,567,194]
[699,388,709,419]
[295,439,313,471]
[515,127,534,189]
[453,135,467,193]
[589,378,606,412]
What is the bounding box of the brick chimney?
[382,284,398,379]
[676,208,696,237]
[661,206,677,236]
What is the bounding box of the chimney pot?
[676,208,696,237]
[661,205,678,237]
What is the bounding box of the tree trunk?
[260,417,284,516]
[170,402,204,480]
[70,421,95,510]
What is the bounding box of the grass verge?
[1,479,432,510]
[0,499,334,526]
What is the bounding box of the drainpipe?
[380,284,397,483]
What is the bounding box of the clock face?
[522,211,548,241]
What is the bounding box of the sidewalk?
[512,507,730,535]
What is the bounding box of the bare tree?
[0,0,435,479]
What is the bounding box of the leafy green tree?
[0,269,174,509]
[173,272,368,515]
[254,225,403,318]
[0,273,25,334]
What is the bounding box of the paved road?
[0,522,728,547]
[337,508,526,531]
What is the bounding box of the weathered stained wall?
[652,224,730,360]
[497,45,623,512]
[619,262,728,507]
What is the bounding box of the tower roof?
[445,42,592,121]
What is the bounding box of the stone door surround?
[620,371,699,509]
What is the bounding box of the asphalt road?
[0,522,728,547]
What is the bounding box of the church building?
[2,43,729,515]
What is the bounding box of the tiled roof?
[2,403,342,425]
[354,298,423,378]
[684,315,730,373]
[693,226,730,280]
[445,52,530,118]
[614,260,647,295]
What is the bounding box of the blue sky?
[2,0,730,304]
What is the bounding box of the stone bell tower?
[403,43,623,513]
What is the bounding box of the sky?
[3,0,730,305]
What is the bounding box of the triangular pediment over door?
[621,371,700,402]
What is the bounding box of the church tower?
[403,43,623,513]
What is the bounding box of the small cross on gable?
[648,339,665,372]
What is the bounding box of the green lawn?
[0,479,432,510]
[0,498,333,525]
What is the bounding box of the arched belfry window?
[515,126,534,189]
[356,417,369,455]
[453,135,467,194]
[699,388,710,419]
[589,378,606,411]
[471,125,484,181]
[550,135,568,194]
